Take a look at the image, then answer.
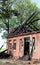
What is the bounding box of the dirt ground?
[0,59,40,65]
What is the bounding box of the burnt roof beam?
[27,18,40,31]
[28,24,37,31]
[21,18,40,33]
[26,19,40,31]
[31,23,39,31]
[16,12,39,34]
[14,11,38,34]
[24,12,39,26]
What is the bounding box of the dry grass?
[0,59,40,65]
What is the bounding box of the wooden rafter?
[7,11,40,37]
[14,11,39,34]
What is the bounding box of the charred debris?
[0,44,11,59]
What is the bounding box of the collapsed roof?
[7,11,40,38]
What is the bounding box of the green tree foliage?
[11,0,40,31]
[12,0,40,23]
[0,0,40,38]
[0,0,19,33]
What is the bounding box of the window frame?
[8,40,12,49]
[32,37,35,50]
[13,40,16,51]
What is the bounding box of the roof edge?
[7,31,40,38]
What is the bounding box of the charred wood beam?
[28,25,37,31]
[12,12,40,35]
[17,26,27,34]
[22,15,40,33]
[21,11,36,25]
[28,18,40,28]
[24,12,39,26]
[15,12,39,34]
[13,11,36,33]
[21,11,37,28]
[18,19,40,34]
[17,24,37,34]
[16,18,40,34]
[25,18,40,31]
[30,23,39,31]
[13,26,24,35]
[26,22,40,31]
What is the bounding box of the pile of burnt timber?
[0,45,11,59]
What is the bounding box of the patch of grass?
[0,48,6,52]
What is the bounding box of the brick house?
[6,31,40,60]
[6,27,40,60]
[6,12,40,60]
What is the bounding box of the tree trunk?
[7,19,9,34]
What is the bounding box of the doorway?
[24,37,30,55]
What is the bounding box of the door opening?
[24,37,30,55]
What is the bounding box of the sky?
[0,0,40,49]
[0,32,6,48]
[31,0,40,8]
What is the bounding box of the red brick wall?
[6,33,40,60]
[32,33,40,60]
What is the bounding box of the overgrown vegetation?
[0,0,40,38]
